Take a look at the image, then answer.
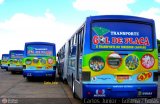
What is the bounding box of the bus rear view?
[8,50,24,74]
[23,42,56,81]
[83,15,158,98]
[1,54,9,71]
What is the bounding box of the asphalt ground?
[0,69,159,104]
[0,69,81,104]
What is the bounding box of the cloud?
[138,8,160,39]
[73,0,160,39]
[0,11,77,56]
[0,0,4,4]
[73,0,135,15]
[155,0,160,3]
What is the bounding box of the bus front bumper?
[8,66,23,72]
[83,84,157,98]
[1,65,8,70]
[23,70,56,78]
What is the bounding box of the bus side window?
[73,34,77,46]
[67,41,70,66]
[76,27,84,81]
[68,40,72,57]
[62,45,65,58]
[80,28,84,54]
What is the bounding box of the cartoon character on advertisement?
[141,54,154,69]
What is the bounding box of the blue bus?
[57,15,158,99]
[1,54,9,71]
[8,50,24,74]
[23,42,56,80]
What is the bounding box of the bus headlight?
[33,57,39,64]
[25,59,32,65]
[48,58,53,64]
[40,58,46,64]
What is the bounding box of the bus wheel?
[72,81,76,98]
[27,77,32,81]
[63,79,68,84]
[11,71,15,74]
[52,76,56,82]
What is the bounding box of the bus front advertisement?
[1,54,10,71]
[57,15,158,99]
[8,50,24,74]
[83,17,158,98]
[23,42,56,81]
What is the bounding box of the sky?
[0,0,160,57]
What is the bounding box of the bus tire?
[11,71,15,74]
[72,81,76,98]
[63,79,68,84]
[52,75,56,82]
[6,68,8,71]
[27,77,32,81]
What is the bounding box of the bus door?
[74,28,84,97]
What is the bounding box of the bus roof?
[87,15,154,24]
[25,42,55,46]
[9,50,24,59]
[2,54,9,56]
[9,50,24,53]
[24,42,56,57]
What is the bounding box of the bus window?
[76,28,84,81]
[68,40,72,56]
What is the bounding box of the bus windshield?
[91,21,153,51]
[26,44,53,57]
[2,56,9,61]
[10,53,23,59]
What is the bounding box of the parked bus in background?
[57,15,158,99]
[23,42,56,81]
[1,54,9,71]
[0,60,1,67]
[8,50,24,74]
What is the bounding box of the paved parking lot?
[0,69,159,104]
[0,69,81,104]
[158,75,160,98]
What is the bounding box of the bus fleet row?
[0,15,159,99]
[1,42,56,80]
